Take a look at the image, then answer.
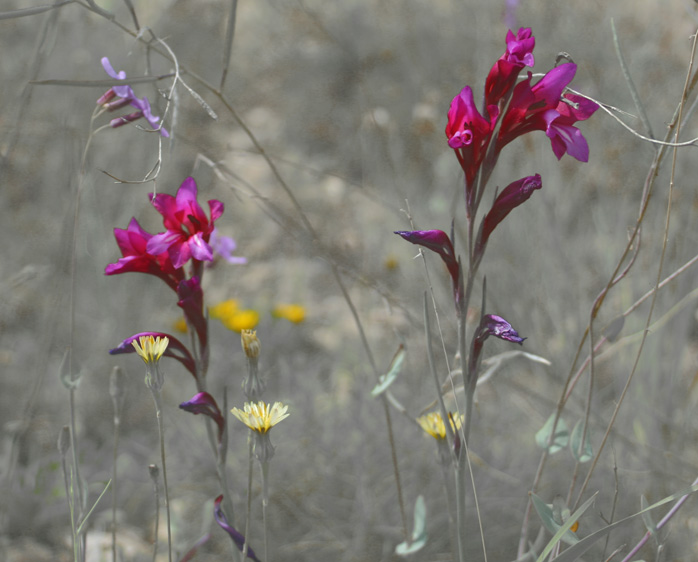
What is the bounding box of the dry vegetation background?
[2,0,698,560]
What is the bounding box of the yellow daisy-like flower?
[209,299,239,320]
[230,401,290,433]
[271,303,306,324]
[131,335,169,364]
[416,411,464,440]
[222,309,260,332]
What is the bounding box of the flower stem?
[150,390,173,562]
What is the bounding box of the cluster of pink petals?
[105,177,238,285]
[445,27,598,180]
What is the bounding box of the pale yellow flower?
[131,336,169,364]
[231,401,290,433]
[416,412,463,440]
[241,329,261,359]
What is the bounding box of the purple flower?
[210,229,247,265]
[477,315,525,345]
[179,392,225,443]
[98,56,169,137]
[213,495,262,562]
[395,229,461,304]
[109,331,197,380]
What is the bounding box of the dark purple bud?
[479,174,542,252]
[179,392,225,442]
[109,331,197,380]
[214,495,262,562]
[477,314,525,344]
[395,230,461,303]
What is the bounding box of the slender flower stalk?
[133,336,173,562]
[148,465,160,562]
[109,366,127,562]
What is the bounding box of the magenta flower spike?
[109,331,197,380]
[476,174,542,258]
[147,177,224,269]
[179,392,225,442]
[213,495,262,562]
[395,229,461,303]
[105,217,184,291]
[484,27,535,107]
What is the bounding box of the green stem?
[150,390,173,562]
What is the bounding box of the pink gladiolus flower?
[469,314,524,377]
[445,86,499,202]
[105,217,184,291]
[484,27,535,107]
[497,63,598,161]
[147,177,224,269]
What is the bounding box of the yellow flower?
[272,303,306,324]
[384,255,399,271]
[231,401,290,433]
[223,309,259,332]
[173,317,188,333]
[131,335,169,364]
[416,412,463,440]
[209,299,239,320]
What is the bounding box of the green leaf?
[535,413,569,454]
[640,495,658,541]
[371,345,406,397]
[395,495,427,555]
[531,493,580,546]
[76,479,111,535]
[545,483,698,562]
[570,421,593,463]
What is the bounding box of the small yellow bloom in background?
[173,317,188,334]
[132,335,169,365]
[271,303,306,324]
[209,299,240,320]
[222,309,260,332]
[416,411,464,440]
[231,401,290,433]
[384,255,399,271]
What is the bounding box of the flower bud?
[241,330,260,359]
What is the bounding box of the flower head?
[105,217,184,291]
[110,331,197,380]
[476,314,525,345]
[230,401,289,434]
[497,63,597,161]
[241,330,261,360]
[131,335,169,364]
[417,412,464,440]
[147,177,224,269]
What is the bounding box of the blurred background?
[2,0,698,560]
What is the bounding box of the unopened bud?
[241,330,261,359]
[148,464,159,482]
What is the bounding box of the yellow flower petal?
[173,317,188,334]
